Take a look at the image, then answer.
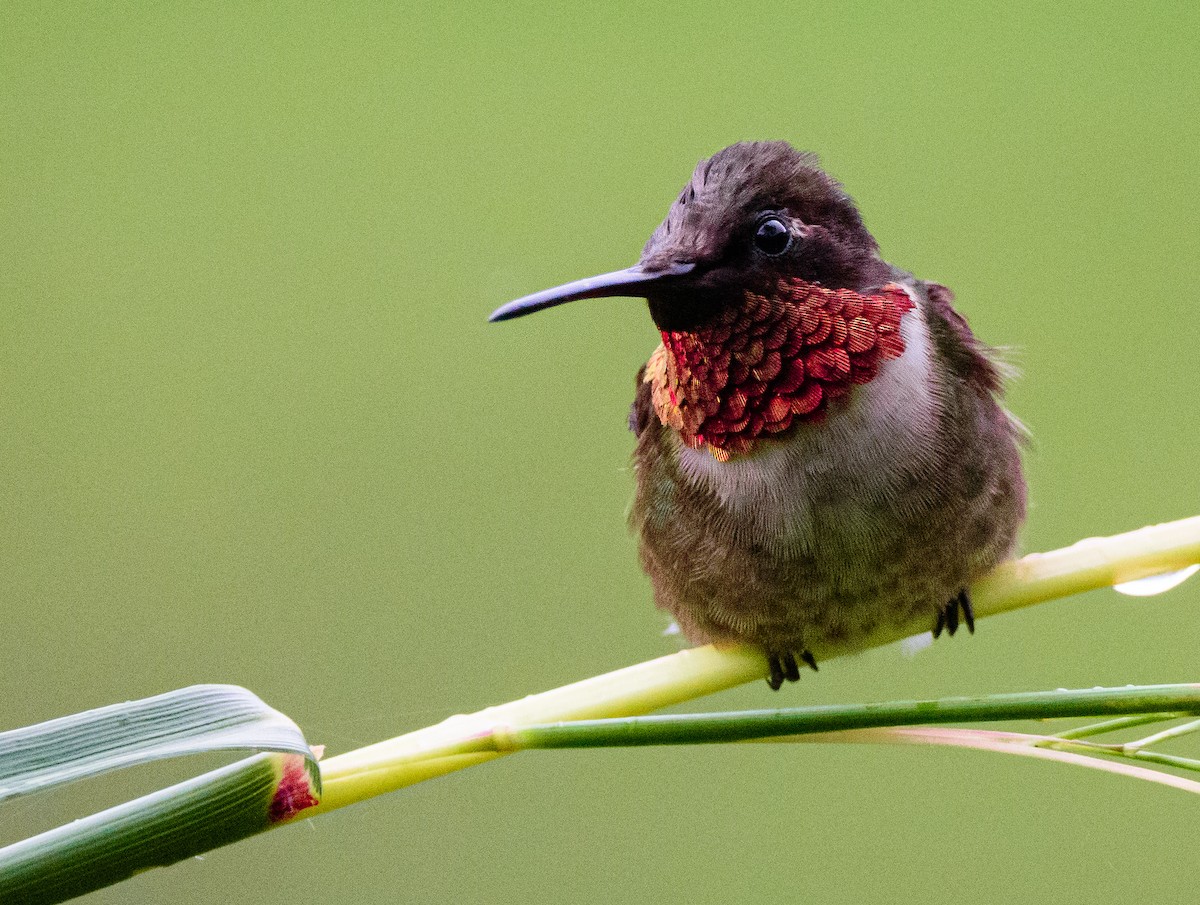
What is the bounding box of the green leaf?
[0,685,319,905]
[0,684,313,803]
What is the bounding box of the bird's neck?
[644,278,915,461]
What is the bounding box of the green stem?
[1054,713,1183,739]
[493,684,1200,751]
[1040,738,1200,774]
[1123,717,1200,752]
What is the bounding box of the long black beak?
[488,261,696,323]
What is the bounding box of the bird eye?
[753,217,791,256]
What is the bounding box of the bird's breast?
[669,288,943,553]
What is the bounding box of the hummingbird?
[490,141,1026,689]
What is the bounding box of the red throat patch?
[645,279,915,461]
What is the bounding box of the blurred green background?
[3,2,1199,902]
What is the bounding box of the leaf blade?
[0,684,314,803]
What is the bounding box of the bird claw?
[766,650,818,690]
[933,589,974,638]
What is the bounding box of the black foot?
[766,650,818,690]
[933,589,975,639]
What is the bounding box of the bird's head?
[490,141,917,459]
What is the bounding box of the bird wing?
[922,281,1006,395]
[629,363,656,437]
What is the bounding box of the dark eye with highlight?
[753,217,791,256]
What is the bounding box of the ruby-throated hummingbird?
[490,141,1026,689]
